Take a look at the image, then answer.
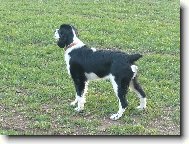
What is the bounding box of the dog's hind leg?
[129,77,146,110]
[110,75,129,120]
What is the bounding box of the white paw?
[74,107,83,112]
[136,106,146,110]
[110,113,121,120]
[70,101,77,106]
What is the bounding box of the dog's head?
[54,24,78,48]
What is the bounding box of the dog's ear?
[57,37,67,48]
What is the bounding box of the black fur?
[69,46,138,79]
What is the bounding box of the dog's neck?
[65,42,79,51]
[64,28,85,51]
[65,39,85,51]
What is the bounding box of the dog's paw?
[110,113,121,120]
[136,106,146,110]
[74,107,83,112]
[70,101,77,106]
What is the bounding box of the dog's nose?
[54,29,60,40]
[54,29,59,33]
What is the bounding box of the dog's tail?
[128,54,142,64]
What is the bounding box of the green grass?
[0,0,180,135]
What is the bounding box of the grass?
[0,0,180,135]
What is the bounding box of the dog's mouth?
[54,29,60,41]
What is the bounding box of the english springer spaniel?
[54,24,146,120]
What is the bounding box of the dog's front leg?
[70,82,88,107]
[70,94,78,106]
[74,96,85,112]
[72,78,88,112]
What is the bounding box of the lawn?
[0,0,180,135]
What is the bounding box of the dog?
[54,24,146,120]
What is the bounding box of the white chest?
[64,52,71,75]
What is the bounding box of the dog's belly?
[85,72,110,81]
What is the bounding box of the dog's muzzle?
[54,29,60,41]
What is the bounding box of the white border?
[1,1,187,144]
[181,0,189,144]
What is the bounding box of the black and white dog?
[54,24,146,120]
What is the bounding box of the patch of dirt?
[146,116,180,135]
[0,111,30,133]
[98,117,122,133]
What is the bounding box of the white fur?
[137,97,146,109]
[109,74,118,96]
[70,94,78,106]
[85,73,100,80]
[74,82,88,111]
[64,52,71,75]
[82,82,88,103]
[54,29,60,41]
[91,47,97,52]
[71,27,85,49]
[131,65,138,79]
[74,95,85,111]
[70,82,88,107]
[84,72,114,81]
